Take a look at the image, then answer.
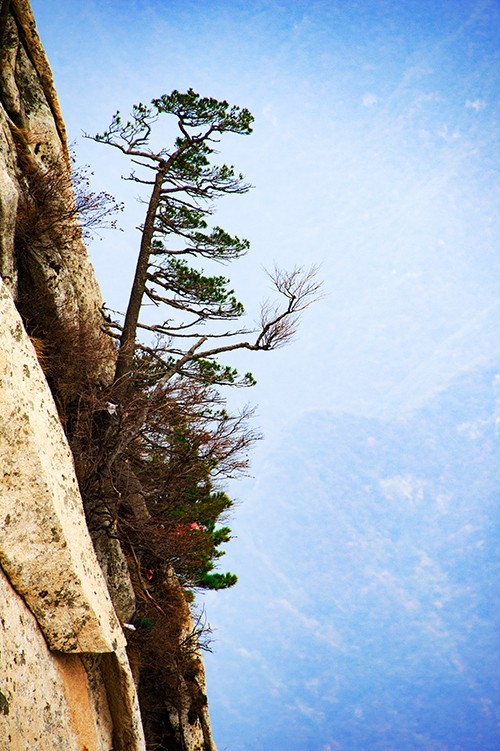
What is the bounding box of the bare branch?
[254,265,323,349]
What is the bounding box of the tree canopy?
[89,89,320,388]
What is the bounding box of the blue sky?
[32,1,499,748]
[33,0,500,432]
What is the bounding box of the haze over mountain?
[202,364,500,751]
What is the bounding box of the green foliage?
[91,87,258,388]
[152,257,244,314]
[152,88,254,134]
[195,571,238,590]
[189,359,256,387]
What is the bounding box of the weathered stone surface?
[0,278,125,653]
[0,565,113,751]
[93,531,137,622]
[102,647,147,751]
[0,564,147,750]
[0,102,20,293]
[0,142,18,291]
[11,0,68,148]
[0,0,116,385]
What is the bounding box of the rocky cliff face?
[0,2,217,749]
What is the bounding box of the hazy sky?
[31,2,499,749]
[32,0,500,432]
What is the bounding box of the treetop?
[152,88,254,136]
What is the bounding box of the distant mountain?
[203,365,500,751]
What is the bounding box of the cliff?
[0,2,217,749]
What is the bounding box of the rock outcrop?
[0,2,218,749]
[0,280,146,751]
[0,565,116,751]
[0,279,125,653]
[0,0,114,361]
[0,2,147,747]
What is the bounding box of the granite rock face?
[0,0,116,383]
[0,566,114,751]
[0,279,125,653]
[0,279,146,750]
[0,2,145,749]
[0,2,218,749]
